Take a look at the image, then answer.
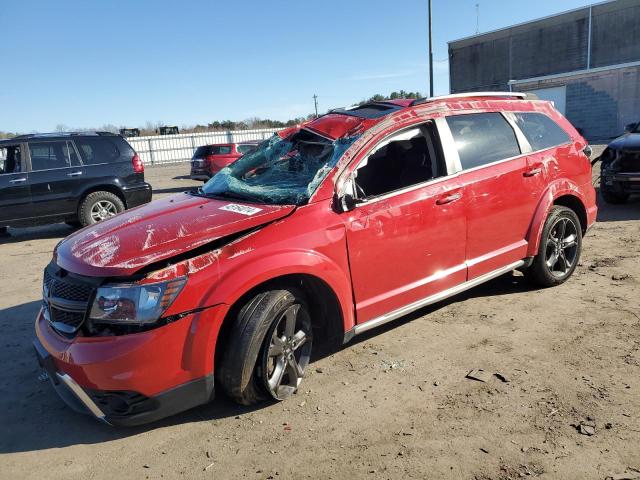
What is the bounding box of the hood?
[609,133,640,151]
[56,193,295,277]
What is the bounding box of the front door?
[343,123,467,323]
[0,143,31,225]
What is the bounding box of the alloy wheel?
[544,216,579,277]
[262,304,312,400]
[90,200,118,222]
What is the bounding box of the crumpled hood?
[56,193,295,277]
[609,133,640,151]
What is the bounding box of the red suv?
[34,93,597,426]
[190,142,259,181]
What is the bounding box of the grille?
[43,268,94,334]
[50,308,85,330]
[619,152,640,172]
[44,270,93,302]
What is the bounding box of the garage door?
[528,86,567,115]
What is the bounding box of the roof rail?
[411,91,531,106]
[10,131,119,140]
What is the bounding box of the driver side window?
[0,145,23,175]
[353,122,446,199]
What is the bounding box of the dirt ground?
[1,153,639,480]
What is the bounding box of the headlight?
[89,277,186,325]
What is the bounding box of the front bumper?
[122,183,153,208]
[34,304,226,426]
[601,172,640,194]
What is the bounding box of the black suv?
[599,122,640,204]
[0,132,152,230]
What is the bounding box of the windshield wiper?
[205,190,264,204]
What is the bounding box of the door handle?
[436,192,462,205]
[9,177,27,184]
[524,162,543,177]
[523,167,542,177]
[67,171,83,177]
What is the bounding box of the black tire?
[217,288,313,406]
[601,187,629,205]
[526,206,582,287]
[78,191,125,227]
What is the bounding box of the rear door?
[443,112,537,279]
[28,140,85,217]
[0,143,31,224]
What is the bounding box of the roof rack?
[411,91,532,106]
[11,131,119,140]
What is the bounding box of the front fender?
[526,179,590,257]
[166,243,355,335]
[212,249,355,333]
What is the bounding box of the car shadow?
[595,188,640,222]
[0,300,269,454]
[0,223,74,244]
[321,270,536,355]
[152,186,197,195]
[0,270,537,454]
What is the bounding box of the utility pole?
[476,3,480,34]
[428,0,434,97]
[313,94,319,118]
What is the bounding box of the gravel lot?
[1,154,640,480]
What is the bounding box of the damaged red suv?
[34,93,597,425]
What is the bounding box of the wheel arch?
[213,272,347,377]
[526,182,589,257]
[77,184,128,212]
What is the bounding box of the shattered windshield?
[199,130,358,205]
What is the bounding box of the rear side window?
[446,113,521,170]
[194,145,232,158]
[513,112,571,151]
[237,144,257,155]
[29,141,79,170]
[74,138,120,165]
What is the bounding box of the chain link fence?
[126,128,282,166]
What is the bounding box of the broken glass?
[201,130,359,205]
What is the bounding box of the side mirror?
[624,122,637,133]
[583,145,592,160]
[335,193,359,213]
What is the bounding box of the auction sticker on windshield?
[219,204,263,216]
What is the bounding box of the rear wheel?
[78,191,125,227]
[526,206,582,287]
[218,289,313,405]
[601,187,629,205]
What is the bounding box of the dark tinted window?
[513,112,571,151]
[0,145,23,174]
[193,145,232,158]
[355,124,445,198]
[446,113,521,170]
[74,138,120,165]
[237,144,257,155]
[29,141,73,170]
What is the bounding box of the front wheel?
[218,289,313,405]
[526,206,582,287]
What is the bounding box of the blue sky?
[2,0,593,132]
